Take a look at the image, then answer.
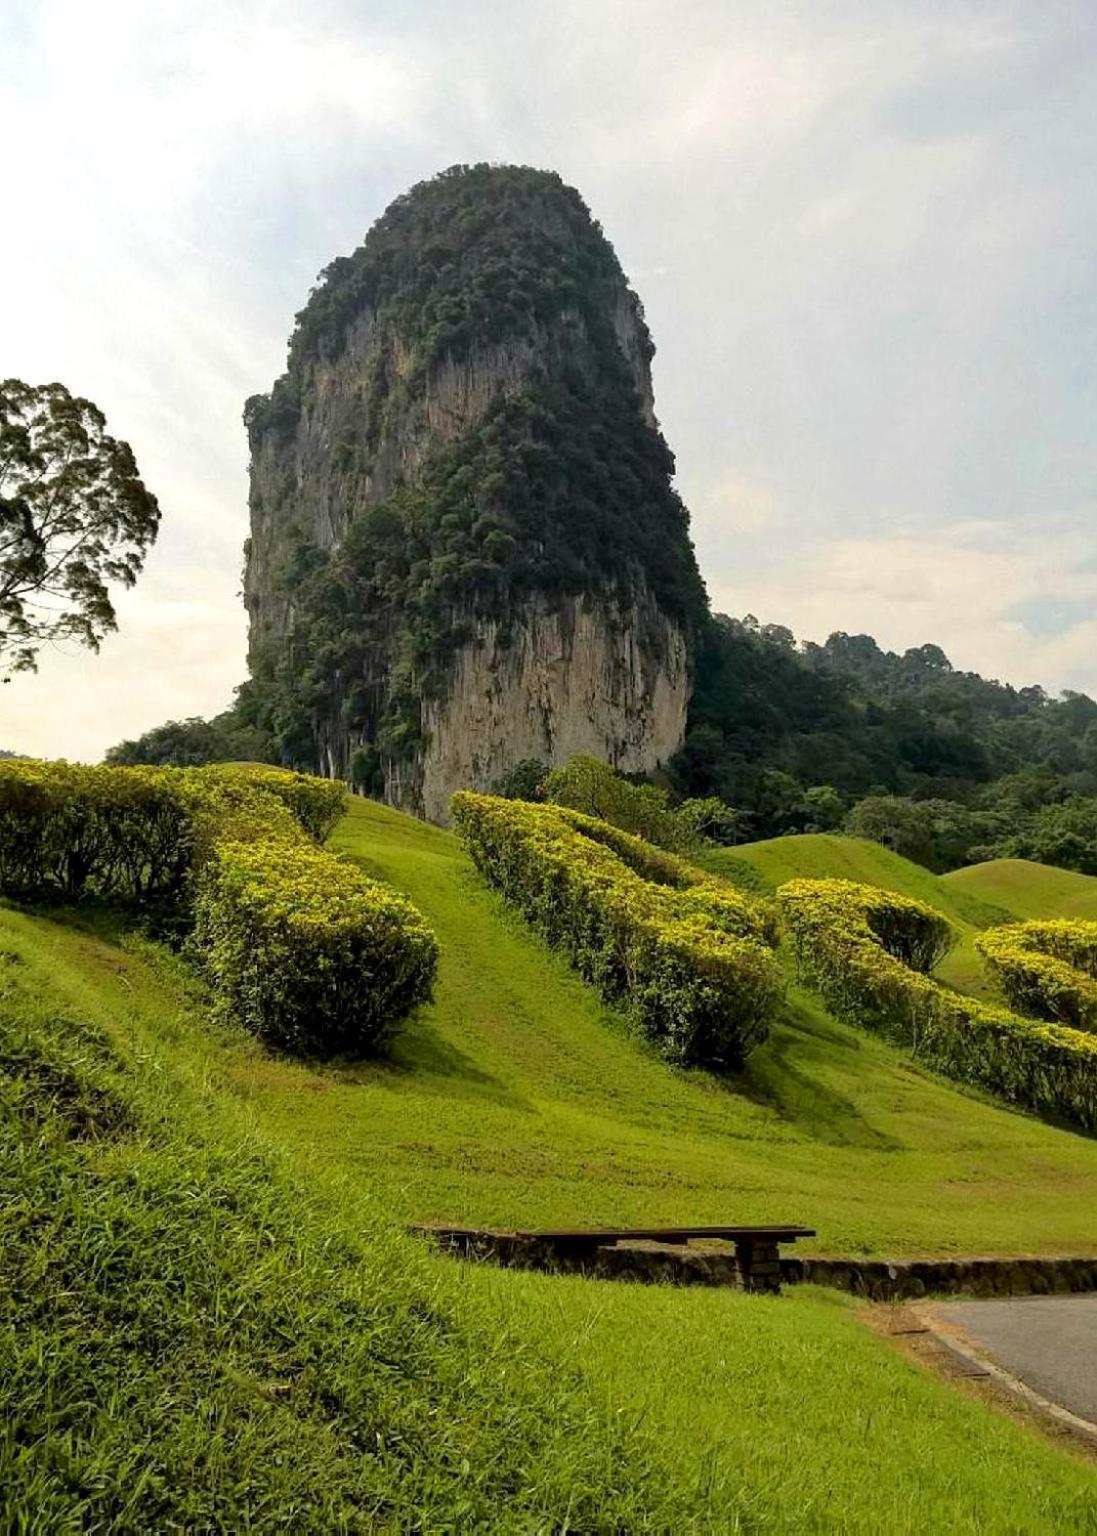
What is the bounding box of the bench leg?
[734,1240,782,1294]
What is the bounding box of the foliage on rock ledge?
[244,165,705,771]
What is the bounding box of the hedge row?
[195,764,347,844]
[976,920,1097,1032]
[0,760,193,900]
[778,878,1097,1133]
[0,760,436,1055]
[451,792,782,1067]
[0,760,347,902]
[193,835,438,1055]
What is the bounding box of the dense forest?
[110,612,1097,878]
[669,615,1097,871]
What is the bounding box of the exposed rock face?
[413,593,688,821]
[244,164,703,819]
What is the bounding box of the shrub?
[976,921,1097,1032]
[0,759,436,1056]
[0,760,194,901]
[778,878,1097,1133]
[542,755,699,853]
[451,792,782,1067]
[193,837,438,1054]
[197,763,346,842]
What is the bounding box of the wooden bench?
[412,1222,816,1293]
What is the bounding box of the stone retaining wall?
[420,1228,1097,1300]
[783,1255,1097,1302]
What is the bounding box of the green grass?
[707,832,1012,928]
[0,909,678,1530]
[943,857,1097,921]
[6,888,1097,1530]
[708,834,1056,1003]
[74,797,1086,1262]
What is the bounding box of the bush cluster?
[193,836,438,1055]
[195,763,347,843]
[542,755,701,853]
[778,878,1097,1132]
[451,792,782,1067]
[976,921,1097,1032]
[0,759,194,901]
[0,760,436,1055]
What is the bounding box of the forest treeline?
[106,613,1097,878]
[670,615,1097,872]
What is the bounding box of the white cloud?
[695,474,782,534]
[708,514,1097,693]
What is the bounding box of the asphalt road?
[936,1296,1097,1424]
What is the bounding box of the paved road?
[936,1296,1097,1424]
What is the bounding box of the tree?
[0,379,160,675]
[801,785,845,832]
[543,755,696,851]
[106,711,273,768]
[491,758,548,801]
[676,796,745,845]
[987,798,1097,877]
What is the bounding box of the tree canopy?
[0,380,160,675]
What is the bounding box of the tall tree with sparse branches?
[0,379,160,675]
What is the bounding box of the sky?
[2,0,1095,759]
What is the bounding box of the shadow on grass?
[325,1017,531,1111]
[730,994,900,1151]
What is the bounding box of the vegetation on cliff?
[243,165,705,776]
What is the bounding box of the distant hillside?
[705,833,1011,931]
[674,617,1097,855]
[942,858,1097,921]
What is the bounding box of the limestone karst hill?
[244,164,706,819]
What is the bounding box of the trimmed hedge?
[779,878,1097,1133]
[0,760,436,1056]
[193,836,438,1054]
[0,760,194,901]
[196,763,347,843]
[451,792,782,1067]
[976,921,1097,1032]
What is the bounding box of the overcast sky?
[3,0,1095,758]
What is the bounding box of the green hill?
[707,832,1011,928]
[127,800,1091,1258]
[943,856,1097,920]
[7,797,1097,1526]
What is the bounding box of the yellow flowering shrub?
[193,835,438,1054]
[976,920,1097,1032]
[0,759,436,1055]
[195,763,346,843]
[778,878,1097,1133]
[0,759,194,900]
[451,792,782,1067]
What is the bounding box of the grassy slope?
[0,908,677,1530]
[6,898,1097,1531]
[139,798,1094,1260]
[709,832,1018,998]
[707,832,1011,929]
[943,857,1097,920]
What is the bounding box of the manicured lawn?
[943,856,1097,921]
[706,832,1012,929]
[5,894,1097,1531]
[52,796,1092,1258]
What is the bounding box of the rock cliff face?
[244,164,704,819]
[414,593,687,822]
